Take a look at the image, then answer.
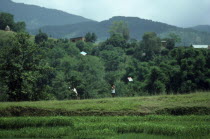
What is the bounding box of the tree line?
[0,12,25,32]
[0,14,210,101]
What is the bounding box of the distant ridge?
[189,25,210,34]
[1,0,210,45]
[32,16,210,45]
[0,0,94,29]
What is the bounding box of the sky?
[12,0,209,27]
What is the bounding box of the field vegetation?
[0,92,209,116]
[0,12,210,139]
[0,115,209,138]
[1,14,210,102]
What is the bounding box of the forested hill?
[31,16,179,40]
[189,25,210,33]
[0,0,93,29]
[32,16,210,45]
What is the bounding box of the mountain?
[31,16,210,45]
[189,25,210,34]
[0,0,93,29]
[31,16,179,39]
[1,0,209,45]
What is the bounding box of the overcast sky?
[12,0,209,27]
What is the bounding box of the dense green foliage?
[109,21,130,40]
[0,32,51,101]
[0,27,210,101]
[0,13,210,101]
[0,116,209,138]
[35,30,48,44]
[85,32,97,43]
[0,12,25,32]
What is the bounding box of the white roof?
[80,51,87,56]
[192,45,208,48]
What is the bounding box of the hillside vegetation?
[190,25,210,34]
[0,92,209,116]
[0,24,210,102]
[0,0,92,29]
[0,30,14,41]
[1,0,210,45]
[33,16,210,45]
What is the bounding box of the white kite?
[73,88,78,96]
[128,77,133,82]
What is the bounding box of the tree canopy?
[0,12,25,32]
[109,21,130,41]
[0,13,210,102]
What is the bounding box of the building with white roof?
[192,45,210,49]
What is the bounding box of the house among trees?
[161,40,167,47]
[70,37,85,42]
[192,45,210,49]
[5,25,10,31]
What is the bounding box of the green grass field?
[0,92,210,138]
[0,92,209,116]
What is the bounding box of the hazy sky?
[12,0,209,27]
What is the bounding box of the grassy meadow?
[0,92,210,116]
[0,92,210,138]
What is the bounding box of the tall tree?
[85,32,97,43]
[14,22,26,32]
[144,67,166,95]
[109,21,130,41]
[137,32,161,61]
[168,33,181,43]
[0,12,15,30]
[0,32,50,101]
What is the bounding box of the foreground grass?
[0,116,209,139]
[0,92,210,116]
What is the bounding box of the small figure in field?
[111,84,115,97]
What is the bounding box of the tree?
[109,21,130,41]
[76,40,85,51]
[165,38,175,50]
[0,32,51,101]
[136,32,161,61]
[105,34,127,48]
[0,12,25,32]
[168,33,181,43]
[14,22,26,32]
[85,32,97,43]
[35,30,48,44]
[0,12,15,30]
[144,67,166,95]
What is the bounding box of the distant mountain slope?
[189,25,210,33]
[0,0,93,29]
[32,16,178,39]
[33,16,210,45]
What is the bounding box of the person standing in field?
[111,84,116,97]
